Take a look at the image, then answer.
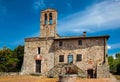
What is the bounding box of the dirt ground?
[0,75,58,82]
[0,75,114,82]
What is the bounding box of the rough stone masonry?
[21,8,110,78]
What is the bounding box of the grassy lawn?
[0,75,111,82]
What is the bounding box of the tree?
[116,53,120,74]
[0,46,18,72]
[14,45,24,71]
[108,56,114,66]
[108,53,120,75]
[108,56,114,72]
[117,63,120,74]
[116,53,120,59]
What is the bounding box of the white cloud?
[108,43,120,50]
[0,31,39,47]
[111,53,116,59]
[33,0,46,11]
[109,43,120,50]
[58,0,120,33]
[13,31,39,45]
[107,45,111,50]
[30,31,39,37]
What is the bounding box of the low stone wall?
[0,72,20,76]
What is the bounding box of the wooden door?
[36,60,41,73]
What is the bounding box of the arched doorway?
[34,55,42,73]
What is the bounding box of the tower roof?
[41,8,57,13]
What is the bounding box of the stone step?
[30,73,41,76]
[47,63,86,78]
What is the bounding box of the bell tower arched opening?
[44,13,47,25]
[49,13,52,24]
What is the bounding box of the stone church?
[21,8,110,78]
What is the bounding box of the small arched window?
[49,13,52,24]
[44,13,47,25]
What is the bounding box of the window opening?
[76,54,82,61]
[59,55,64,62]
[38,47,40,54]
[49,13,52,24]
[44,13,47,25]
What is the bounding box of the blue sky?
[0,0,120,56]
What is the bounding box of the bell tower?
[40,8,57,37]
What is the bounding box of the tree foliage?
[108,52,120,75]
[14,45,24,71]
[0,45,24,72]
[116,53,120,74]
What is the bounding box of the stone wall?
[0,72,19,76]
[21,38,55,76]
[97,63,110,78]
[54,38,109,78]
[21,37,109,78]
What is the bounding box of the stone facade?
[21,8,110,78]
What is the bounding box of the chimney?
[83,31,86,37]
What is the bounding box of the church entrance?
[36,60,41,73]
[68,55,73,64]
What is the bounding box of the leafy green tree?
[14,45,24,71]
[117,63,120,74]
[116,53,120,59]
[0,46,18,72]
[112,59,117,73]
[108,53,120,75]
[108,56,114,66]
[116,53,120,74]
[108,56,114,72]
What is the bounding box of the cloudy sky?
[0,0,120,56]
